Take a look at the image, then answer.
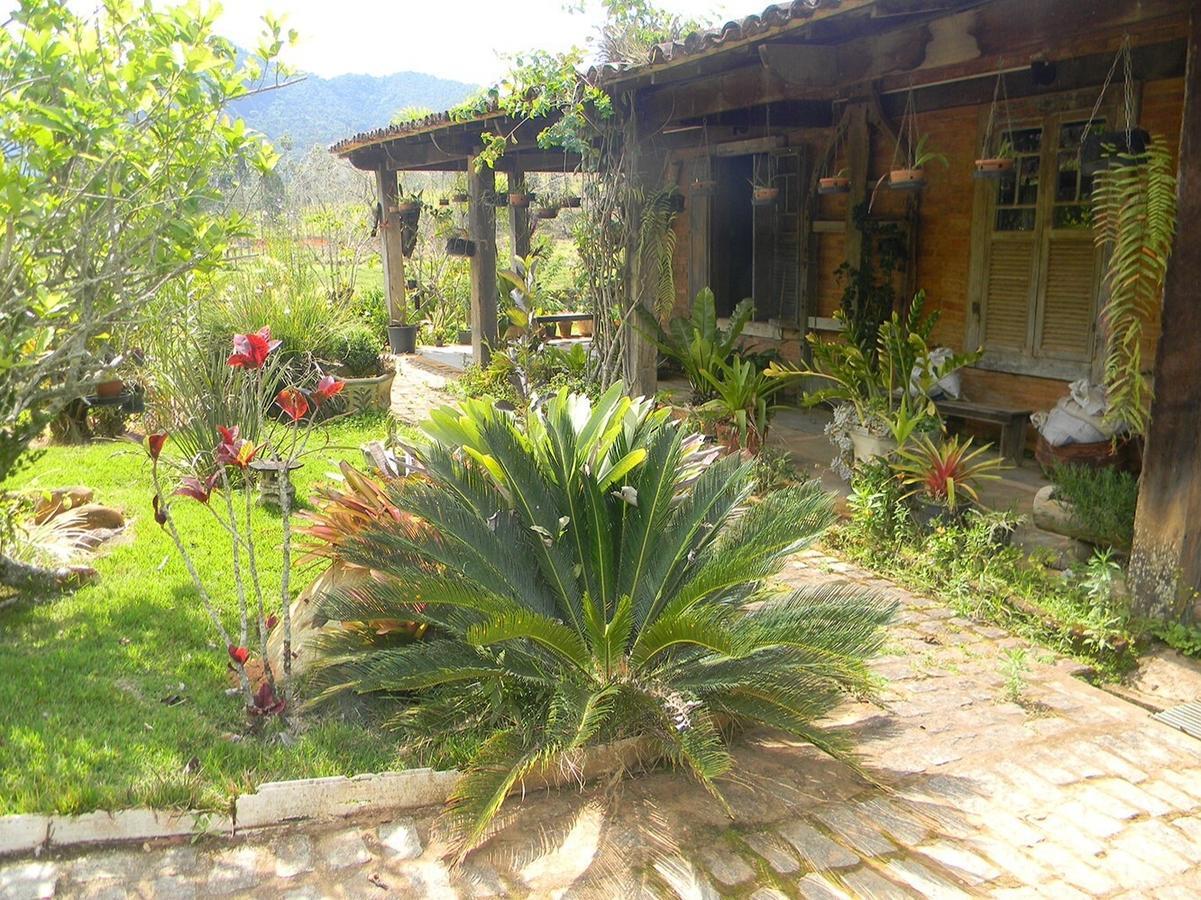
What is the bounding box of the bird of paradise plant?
[147,327,344,717]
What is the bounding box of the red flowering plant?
[147,328,345,718]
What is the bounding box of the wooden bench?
[934,399,1032,464]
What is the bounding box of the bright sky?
[214,0,750,85]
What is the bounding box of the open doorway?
[709,154,754,318]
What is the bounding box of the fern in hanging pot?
[889,134,947,191]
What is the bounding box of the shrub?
[1049,464,1138,551]
[350,286,389,335]
[639,287,753,402]
[331,324,384,378]
[309,385,895,854]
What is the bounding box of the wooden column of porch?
[374,168,408,340]
[468,157,498,365]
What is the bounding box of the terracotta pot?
[752,186,779,205]
[888,168,927,190]
[691,179,716,194]
[535,205,560,219]
[818,176,851,195]
[395,200,422,215]
[973,158,1014,179]
[509,193,532,208]
[95,378,124,399]
[557,320,573,338]
[576,318,594,337]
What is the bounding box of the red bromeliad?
[276,387,309,423]
[227,327,281,369]
[215,425,257,469]
[313,374,345,406]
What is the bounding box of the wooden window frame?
[965,86,1134,381]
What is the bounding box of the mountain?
[233,70,478,154]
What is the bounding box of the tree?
[0,0,290,590]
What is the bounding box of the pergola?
[331,107,583,365]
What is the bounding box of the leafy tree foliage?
[0,0,285,583]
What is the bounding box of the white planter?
[341,370,395,414]
[849,426,897,463]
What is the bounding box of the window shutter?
[983,239,1036,350]
[1037,238,1096,359]
[772,150,803,325]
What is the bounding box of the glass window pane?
[997,172,1017,206]
[1008,128,1042,154]
[996,208,1036,231]
[1053,205,1092,229]
[1056,151,1080,202]
[1060,119,1104,150]
[1018,156,1040,205]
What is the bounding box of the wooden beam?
[1128,7,1201,624]
[468,158,498,366]
[508,168,531,264]
[374,168,408,327]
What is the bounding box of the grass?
[0,412,412,816]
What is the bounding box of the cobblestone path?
[389,356,457,426]
[4,550,1200,899]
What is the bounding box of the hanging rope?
[1080,34,1135,151]
[981,73,1016,156]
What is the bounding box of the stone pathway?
[389,355,457,426]
[5,550,1201,899]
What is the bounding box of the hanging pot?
[95,378,125,399]
[888,168,927,190]
[973,158,1014,179]
[818,176,851,195]
[690,179,716,195]
[406,278,418,290]
[452,192,470,204]
[561,195,582,208]
[438,197,450,207]
[509,192,533,208]
[1081,128,1150,176]
[667,194,686,213]
[387,324,418,354]
[446,236,476,257]
[534,205,560,219]
[751,186,779,206]
[395,200,422,216]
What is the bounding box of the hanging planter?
[818,175,851,195]
[452,191,470,204]
[446,236,475,257]
[509,192,533,208]
[667,193,686,213]
[534,204,560,219]
[888,168,927,190]
[561,194,582,208]
[486,191,509,207]
[973,157,1014,179]
[395,198,422,216]
[751,186,779,206]
[438,196,450,207]
[887,94,947,194]
[1081,128,1150,176]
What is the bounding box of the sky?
[212,0,750,85]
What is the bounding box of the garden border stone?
[0,736,659,859]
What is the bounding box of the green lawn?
[0,414,410,816]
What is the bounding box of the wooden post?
[509,168,531,264]
[687,156,711,302]
[843,103,870,275]
[468,157,497,365]
[1128,7,1201,623]
[374,168,407,329]
[623,99,666,398]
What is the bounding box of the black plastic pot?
[387,324,418,354]
[457,329,473,345]
[446,237,475,257]
[1081,128,1150,176]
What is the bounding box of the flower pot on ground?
[752,186,780,205]
[557,320,573,338]
[95,378,124,399]
[849,425,897,464]
[387,324,418,354]
[576,318,594,337]
[818,176,851,194]
[457,328,473,345]
[973,157,1014,179]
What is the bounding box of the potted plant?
[509,190,533,208]
[457,327,473,345]
[561,194,582,208]
[332,324,396,413]
[750,157,779,205]
[751,181,779,206]
[893,434,1005,527]
[818,168,851,195]
[534,199,560,219]
[698,356,784,454]
[395,186,422,216]
[974,139,1014,179]
[452,190,470,204]
[1082,127,1150,177]
[889,134,948,190]
[446,230,475,258]
[438,196,450,207]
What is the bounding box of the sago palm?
[308,384,895,854]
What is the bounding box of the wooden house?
[333,0,1199,619]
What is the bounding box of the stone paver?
[8,548,1201,898]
